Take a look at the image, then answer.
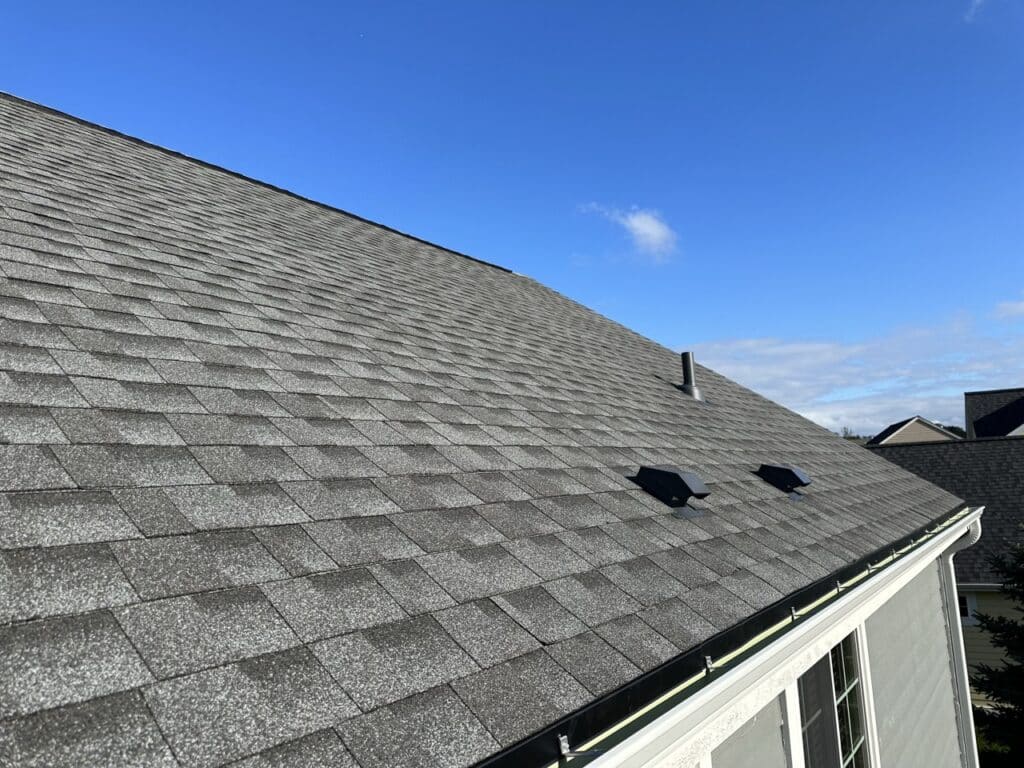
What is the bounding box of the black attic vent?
[634,465,710,515]
[756,463,811,499]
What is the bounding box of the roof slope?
[967,389,1024,438]
[0,94,963,768]
[870,436,1024,584]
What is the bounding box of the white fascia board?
[586,507,983,768]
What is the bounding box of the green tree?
[972,536,1024,763]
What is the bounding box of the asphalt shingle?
[114,587,299,678]
[0,445,75,491]
[339,685,498,768]
[0,611,152,718]
[452,649,591,746]
[281,478,401,520]
[374,474,483,511]
[0,404,67,443]
[548,630,641,696]
[253,524,337,576]
[111,531,288,599]
[50,408,183,445]
[110,487,196,537]
[392,507,505,552]
[0,95,967,768]
[145,647,356,768]
[304,517,423,566]
[0,370,88,408]
[0,489,139,548]
[262,568,405,642]
[433,598,540,668]
[595,614,679,671]
[0,691,178,768]
[0,544,137,623]
[283,445,383,479]
[493,586,587,644]
[163,482,308,530]
[418,544,540,602]
[229,729,358,768]
[367,558,456,614]
[190,446,308,483]
[313,615,478,710]
[475,500,562,538]
[50,445,212,488]
[544,571,640,626]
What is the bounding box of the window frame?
[958,592,979,626]
[797,631,872,768]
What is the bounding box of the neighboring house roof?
[869,436,1024,585]
[0,93,965,768]
[866,415,960,446]
[966,388,1024,438]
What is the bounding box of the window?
[798,633,869,768]
[958,592,978,626]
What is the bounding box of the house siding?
[865,561,962,768]
[884,420,956,444]
[963,590,1020,707]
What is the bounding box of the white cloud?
[583,203,678,262]
[690,313,1024,436]
[965,0,986,22]
[994,296,1024,318]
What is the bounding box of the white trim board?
[585,507,983,768]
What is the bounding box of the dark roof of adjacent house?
[965,388,1024,438]
[869,435,1024,584]
[865,415,960,446]
[0,93,965,768]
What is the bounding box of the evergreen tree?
[972,535,1024,761]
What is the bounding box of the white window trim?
[584,507,982,768]
[959,592,979,626]
[852,623,882,768]
[782,683,806,768]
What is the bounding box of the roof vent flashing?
[634,465,710,515]
[680,351,704,401]
[756,463,811,500]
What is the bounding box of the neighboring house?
[965,387,1024,438]
[869,393,1024,707]
[866,415,961,446]
[0,93,983,768]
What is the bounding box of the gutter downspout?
[939,512,983,768]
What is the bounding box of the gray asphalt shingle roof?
[966,387,1024,437]
[870,436,1024,584]
[0,93,964,768]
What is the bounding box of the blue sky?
[4,1,1023,433]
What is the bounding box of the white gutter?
[576,505,983,768]
[940,517,983,768]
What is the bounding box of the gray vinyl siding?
[865,562,962,768]
[710,695,788,768]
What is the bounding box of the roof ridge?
[0,90,513,275]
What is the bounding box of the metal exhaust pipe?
[680,351,704,401]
